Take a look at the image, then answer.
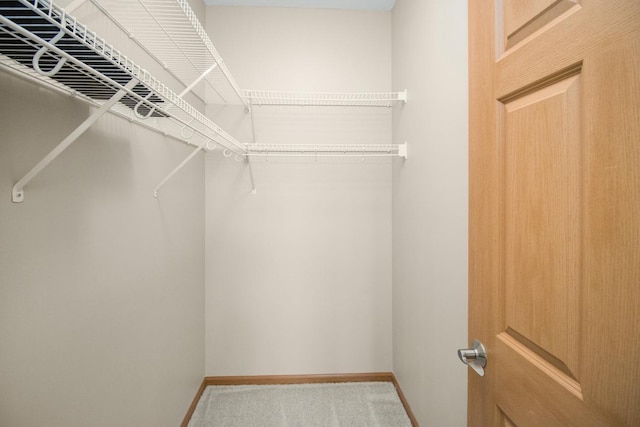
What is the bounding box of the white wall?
[392,0,469,425]
[0,74,205,425]
[0,1,469,424]
[204,6,394,376]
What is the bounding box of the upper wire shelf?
[0,0,246,154]
[90,0,248,109]
[243,90,407,108]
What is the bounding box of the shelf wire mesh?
[91,0,247,107]
[0,0,246,154]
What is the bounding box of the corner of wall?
[391,0,469,425]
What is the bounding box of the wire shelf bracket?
[154,138,208,198]
[12,78,139,203]
[246,156,257,194]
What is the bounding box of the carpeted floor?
[188,381,412,426]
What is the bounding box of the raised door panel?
[496,67,598,427]
[503,74,581,381]
[503,0,579,48]
[495,333,609,427]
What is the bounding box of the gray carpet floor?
[188,381,412,427]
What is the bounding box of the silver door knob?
[457,339,487,377]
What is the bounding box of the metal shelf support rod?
[64,0,87,13]
[175,0,250,111]
[153,138,209,198]
[178,63,218,98]
[12,78,139,203]
[249,97,256,143]
[246,157,256,195]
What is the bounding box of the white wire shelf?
[246,143,407,159]
[243,90,408,108]
[1,0,251,201]
[1,0,408,199]
[0,0,246,154]
[90,0,248,109]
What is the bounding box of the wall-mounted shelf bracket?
[398,142,408,159]
[178,63,218,98]
[399,89,408,103]
[64,0,87,13]
[154,138,209,198]
[246,156,257,195]
[12,79,139,203]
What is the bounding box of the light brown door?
[468,1,640,425]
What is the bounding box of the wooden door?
[469,1,640,426]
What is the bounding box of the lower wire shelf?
[245,143,408,159]
[243,90,407,108]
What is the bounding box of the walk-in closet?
[0,1,469,425]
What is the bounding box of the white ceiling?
[203,0,396,11]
